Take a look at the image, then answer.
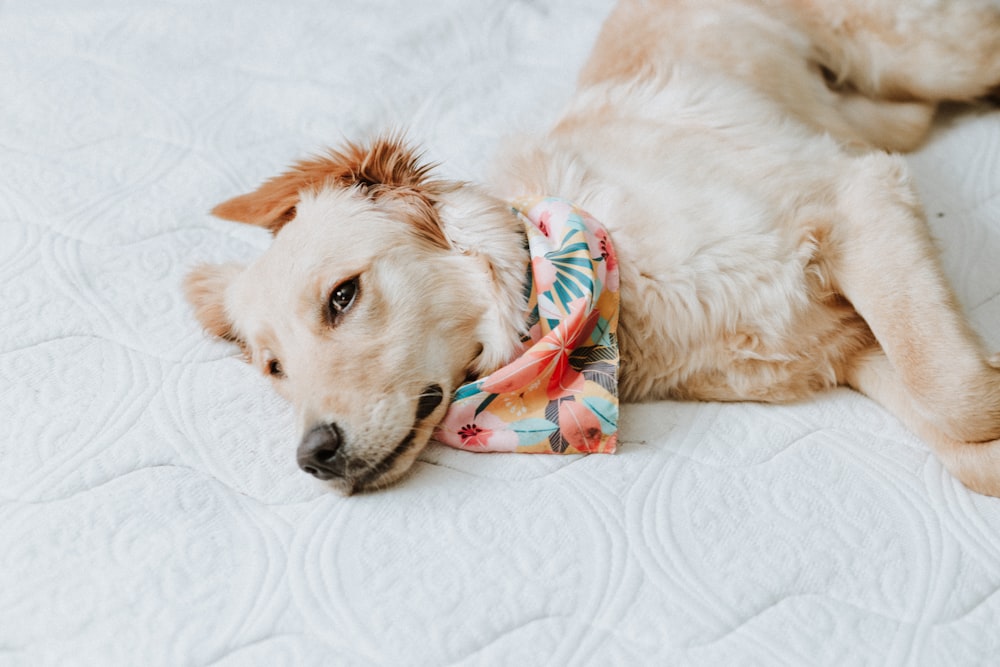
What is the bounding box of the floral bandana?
[434,196,620,454]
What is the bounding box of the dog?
[185,0,1000,495]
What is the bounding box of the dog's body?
[187,0,1000,495]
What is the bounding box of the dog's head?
[185,136,528,493]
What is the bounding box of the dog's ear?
[210,134,449,246]
[184,262,244,343]
[211,175,301,233]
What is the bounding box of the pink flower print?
[594,228,619,292]
[531,254,557,295]
[458,423,492,448]
[544,306,602,400]
[436,403,519,452]
[481,297,590,396]
[549,367,586,400]
[530,199,572,240]
[536,209,551,237]
[558,399,604,452]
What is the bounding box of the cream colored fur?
[186,0,1000,495]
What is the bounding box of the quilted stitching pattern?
[1,1,999,665]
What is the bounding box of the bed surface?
[3,1,1000,664]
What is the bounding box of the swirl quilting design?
[1,1,999,665]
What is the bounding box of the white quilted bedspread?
[3,1,1000,665]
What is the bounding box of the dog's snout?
[416,383,444,420]
[297,423,343,480]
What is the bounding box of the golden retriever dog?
[186,0,1000,495]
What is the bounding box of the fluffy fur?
[186,0,1000,495]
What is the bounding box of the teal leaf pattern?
[509,418,559,447]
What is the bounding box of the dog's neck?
[436,185,531,378]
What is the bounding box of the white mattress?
[3,1,1000,665]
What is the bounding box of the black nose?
[415,384,444,420]
[297,423,343,480]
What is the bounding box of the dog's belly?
[502,71,881,404]
[614,247,874,404]
[602,180,874,403]
[602,164,875,405]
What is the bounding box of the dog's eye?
[329,278,359,316]
[266,358,284,378]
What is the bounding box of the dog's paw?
[989,351,1000,369]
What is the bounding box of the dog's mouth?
[347,429,419,493]
[415,383,445,421]
[300,383,447,494]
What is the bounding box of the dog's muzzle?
[297,383,445,484]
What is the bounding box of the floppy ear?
[210,134,449,245]
[184,262,244,342]
[211,180,299,232]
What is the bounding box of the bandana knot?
[435,196,620,454]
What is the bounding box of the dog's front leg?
[846,348,1000,496]
[832,152,1000,495]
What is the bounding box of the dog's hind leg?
[791,0,1000,103]
[773,0,1000,151]
[832,152,1000,493]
